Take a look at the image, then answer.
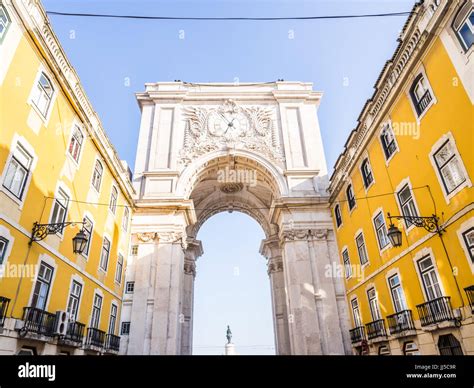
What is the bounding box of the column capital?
[185,238,203,258]
[267,257,284,275]
[184,258,197,277]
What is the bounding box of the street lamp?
[386,212,443,247]
[29,219,88,255]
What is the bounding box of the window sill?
[0,186,25,210]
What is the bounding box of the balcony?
[416,296,454,327]
[349,326,366,344]
[21,307,56,337]
[387,310,416,335]
[465,286,474,312]
[104,334,121,353]
[415,90,432,115]
[58,321,85,346]
[85,327,106,350]
[0,296,10,327]
[365,319,387,340]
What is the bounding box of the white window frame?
[372,208,391,253]
[395,178,421,234]
[48,185,71,237]
[125,281,135,294]
[350,296,362,327]
[115,253,124,285]
[0,136,37,208]
[452,4,474,53]
[108,302,118,335]
[360,156,375,192]
[385,268,408,313]
[378,121,399,164]
[99,236,111,272]
[406,65,437,122]
[27,67,57,124]
[456,217,474,273]
[109,185,118,215]
[429,133,471,203]
[89,289,103,329]
[91,158,104,194]
[66,275,84,322]
[367,287,382,321]
[0,225,14,274]
[0,4,11,43]
[334,204,343,229]
[346,183,357,212]
[122,206,130,231]
[27,254,57,311]
[81,213,94,260]
[354,229,369,267]
[341,246,352,279]
[412,247,446,303]
[66,121,86,166]
[121,321,131,335]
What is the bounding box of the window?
[31,72,54,117]
[373,212,390,249]
[409,74,433,116]
[351,298,362,327]
[367,288,381,321]
[49,188,69,229]
[82,217,93,257]
[17,347,37,356]
[403,341,420,355]
[361,159,374,189]
[3,144,33,200]
[433,140,466,195]
[355,233,368,265]
[115,254,124,284]
[108,304,117,335]
[131,245,138,256]
[388,274,407,312]
[380,124,397,160]
[122,207,130,231]
[99,237,111,271]
[334,205,342,227]
[121,322,131,335]
[68,126,84,163]
[0,4,11,43]
[397,184,418,228]
[437,334,463,355]
[417,256,443,301]
[31,262,54,310]
[453,7,474,52]
[342,249,351,278]
[90,294,102,329]
[0,237,8,265]
[109,186,118,214]
[66,281,82,321]
[91,160,103,192]
[346,185,356,210]
[378,345,390,355]
[125,281,135,294]
[462,228,474,263]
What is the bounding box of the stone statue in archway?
[226,325,232,344]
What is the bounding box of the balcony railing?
[63,321,86,343]
[349,326,366,344]
[416,296,454,326]
[415,90,432,115]
[105,334,121,352]
[387,310,416,335]
[0,296,10,326]
[365,319,387,340]
[22,307,56,336]
[85,327,106,348]
[465,285,474,312]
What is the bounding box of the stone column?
[280,229,323,354]
[180,238,203,355]
[260,236,291,355]
[148,231,187,355]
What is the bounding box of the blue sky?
[43,0,414,354]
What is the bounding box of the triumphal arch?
[120,81,351,355]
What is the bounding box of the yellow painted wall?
[331,36,474,327]
[0,10,132,335]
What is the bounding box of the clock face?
[207,109,248,138]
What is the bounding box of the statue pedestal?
[224,343,237,356]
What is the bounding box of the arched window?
[361,159,374,189]
[380,124,397,160]
[452,2,474,52]
[346,184,356,210]
[409,74,433,116]
[109,186,118,214]
[438,334,463,355]
[334,204,342,227]
[91,160,103,192]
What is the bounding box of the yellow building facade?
[0,0,134,354]
[329,0,474,355]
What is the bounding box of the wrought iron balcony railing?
[386,309,416,335]
[365,319,387,340]
[416,296,454,326]
[105,334,121,352]
[349,326,366,344]
[21,307,56,336]
[63,321,86,343]
[85,327,106,348]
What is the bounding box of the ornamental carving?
[184,259,196,277]
[219,182,243,194]
[267,259,284,275]
[156,231,188,250]
[136,232,157,243]
[280,229,329,242]
[179,100,284,165]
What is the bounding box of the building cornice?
[12,0,135,203]
[328,0,458,200]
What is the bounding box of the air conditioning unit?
[54,310,70,336]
